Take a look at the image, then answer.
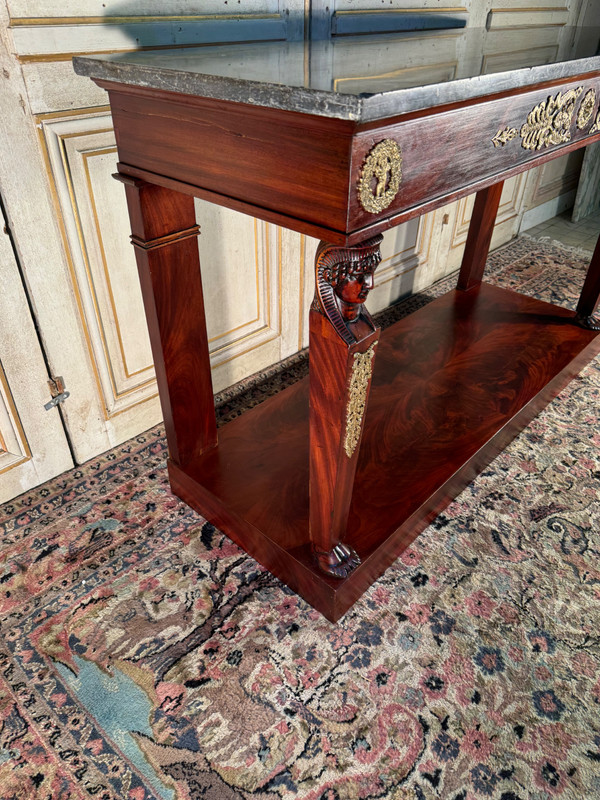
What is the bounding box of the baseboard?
[520,190,576,231]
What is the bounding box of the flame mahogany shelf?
[170,284,600,621]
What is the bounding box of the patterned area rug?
[1,237,600,800]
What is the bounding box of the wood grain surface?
[121,177,217,467]
[168,283,600,620]
[348,76,600,232]
[309,309,379,572]
[457,181,505,290]
[102,75,600,244]
[108,84,355,233]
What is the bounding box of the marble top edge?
[361,57,600,120]
[73,48,600,123]
[73,56,364,120]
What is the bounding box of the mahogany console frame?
[76,48,600,621]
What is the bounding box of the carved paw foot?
[577,314,600,331]
[314,543,361,579]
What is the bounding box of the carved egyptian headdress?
[312,234,383,345]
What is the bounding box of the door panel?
[572,142,600,223]
[311,0,475,40]
[0,204,73,503]
[1,1,307,477]
[41,112,159,425]
[39,108,306,425]
[443,175,529,272]
[7,1,295,20]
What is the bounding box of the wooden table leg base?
[314,544,361,579]
[577,314,600,331]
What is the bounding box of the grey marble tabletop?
[73,27,600,122]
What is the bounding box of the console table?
[74,29,600,621]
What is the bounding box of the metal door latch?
[44,376,70,410]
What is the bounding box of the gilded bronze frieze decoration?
[357,139,402,214]
[344,343,377,458]
[591,111,600,134]
[312,234,383,346]
[577,88,597,130]
[492,87,588,150]
[492,127,518,148]
[520,87,582,150]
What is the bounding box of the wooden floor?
[170,282,600,621]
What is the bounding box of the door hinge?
[44,376,70,410]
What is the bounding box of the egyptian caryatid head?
[313,234,383,344]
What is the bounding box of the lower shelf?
[169,283,600,621]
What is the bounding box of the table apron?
[104,75,600,244]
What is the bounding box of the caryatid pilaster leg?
[309,234,383,578]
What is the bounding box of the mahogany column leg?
[117,174,217,466]
[309,235,382,578]
[576,234,600,330]
[457,181,505,291]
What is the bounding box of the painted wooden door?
[0,199,73,504]
[0,1,307,505]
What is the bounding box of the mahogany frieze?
[492,85,599,151]
[103,74,600,245]
[348,75,600,235]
